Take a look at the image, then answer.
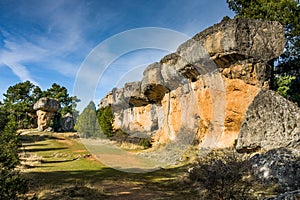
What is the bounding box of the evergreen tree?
[43,83,80,116]
[41,83,80,131]
[0,103,8,130]
[97,106,114,138]
[75,101,102,138]
[2,81,41,128]
[0,115,28,199]
[1,81,80,129]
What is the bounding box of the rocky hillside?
[99,18,299,150]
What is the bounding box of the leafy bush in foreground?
[0,116,28,199]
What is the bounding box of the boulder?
[236,90,300,153]
[250,148,300,194]
[60,113,74,132]
[267,190,300,200]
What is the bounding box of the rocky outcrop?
[60,113,74,132]
[236,90,300,152]
[268,190,300,200]
[100,18,286,148]
[33,97,60,112]
[251,148,300,195]
[34,98,60,131]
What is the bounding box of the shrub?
[138,138,152,149]
[0,116,28,199]
[274,75,300,106]
[188,149,254,199]
[112,129,128,142]
[97,106,114,137]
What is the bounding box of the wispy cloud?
[0,0,235,106]
[0,0,96,86]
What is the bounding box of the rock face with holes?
[34,97,61,131]
[100,18,288,148]
[236,90,300,152]
[60,113,75,132]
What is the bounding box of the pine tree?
[43,83,80,116]
[75,101,102,138]
[2,81,41,128]
[97,106,114,138]
[0,115,28,199]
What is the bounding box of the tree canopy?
[97,106,114,138]
[1,81,80,129]
[43,83,80,116]
[227,0,300,35]
[2,81,41,128]
[75,101,102,138]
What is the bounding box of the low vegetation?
[19,132,196,199]
[186,148,300,199]
[0,116,28,199]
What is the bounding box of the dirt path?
[21,132,194,200]
[81,138,162,173]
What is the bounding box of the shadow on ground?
[26,166,194,199]
[21,132,196,199]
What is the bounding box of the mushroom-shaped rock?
[33,97,60,112]
[34,98,60,131]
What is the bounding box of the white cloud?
[2,62,38,86]
[0,0,97,86]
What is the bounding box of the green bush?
[138,138,152,149]
[274,75,295,98]
[274,75,300,106]
[0,116,28,199]
[97,106,114,137]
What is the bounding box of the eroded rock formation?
[236,90,300,152]
[33,97,60,131]
[60,113,75,132]
[100,18,290,148]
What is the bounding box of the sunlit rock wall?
[100,18,285,148]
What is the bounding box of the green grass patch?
[20,132,196,199]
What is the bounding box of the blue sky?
[0,0,234,111]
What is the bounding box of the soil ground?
[19,131,196,199]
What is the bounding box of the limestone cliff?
[100,18,287,148]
